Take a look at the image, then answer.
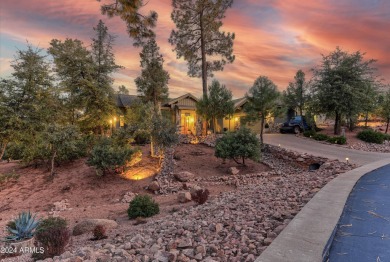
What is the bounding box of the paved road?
[327,164,390,262]
[264,134,390,165]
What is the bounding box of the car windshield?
[291,116,302,121]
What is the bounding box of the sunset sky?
[1,0,389,98]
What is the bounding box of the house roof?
[115,93,248,110]
[166,93,199,105]
[115,94,139,107]
[232,97,247,108]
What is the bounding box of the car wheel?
[293,126,300,134]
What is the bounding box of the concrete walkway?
[264,134,390,165]
[256,158,390,262]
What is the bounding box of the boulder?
[177,192,192,203]
[148,181,161,192]
[121,192,137,203]
[228,167,240,175]
[73,219,118,236]
[174,171,195,182]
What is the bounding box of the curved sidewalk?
[256,158,390,262]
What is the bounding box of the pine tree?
[135,38,170,157]
[48,38,94,125]
[117,85,130,95]
[196,79,234,133]
[378,89,390,134]
[244,76,280,145]
[169,0,235,98]
[0,45,54,161]
[135,37,169,114]
[283,70,309,116]
[98,0,158,47]
[83,20,121,134]
[311,47,379,135]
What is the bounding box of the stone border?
[256,158,390,262]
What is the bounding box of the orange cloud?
[1,0,389,99]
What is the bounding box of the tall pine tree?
[135,37,169,115]
[169,0,235,98]
[135,37,170,157]
[83,20,121,134]
[98,0,158,47]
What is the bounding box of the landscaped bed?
[0,143,356,262]
[301,123,390,153]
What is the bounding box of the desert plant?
[127,195,160,219]
[215,127,260,165]
[33,217,71,259]
[327,136,347,145]
[92,225,107,240]
[5,211,40,241]
[191,189,210,205]
[357,129,386,144]
[87,137,139,176]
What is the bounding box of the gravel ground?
[1,145,357,262]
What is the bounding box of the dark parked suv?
[279,115,311,134]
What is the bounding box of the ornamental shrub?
[33,217,70,260]
[312,133,329,141]
[127,195,160,219]
[215,127,260,165]
[303,130,316,138]
[191,188,210,205]
[357,129,386,144]
[87,138,139,176]
[92,225,107,240]
[327,136,347,145]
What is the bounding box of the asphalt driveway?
[264,134,390,165]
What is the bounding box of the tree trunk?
[200,11,208,136]
[349,118,355,132]
[365,111,369,127]
[0,141,7,161]
[334,112,341,135]
[299,106,303,116]
[50,150,57,176]
[202,119,207,136]
[213,117,216,134]
[199,11,207,98]
[386,118,389,134]
[259,116,265,145]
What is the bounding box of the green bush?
[33,217,70,260]
[127,195,160,219]
[312,133,330,141]
[87,138,139,176]
[133,129,150,145]
[303,130,316,138]
[357,129,386,144]
[215,127,260,165]
[327,136,347,145]
[3,142,24,160]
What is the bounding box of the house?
[115,93,287,135]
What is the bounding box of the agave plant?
[5,211,40,241]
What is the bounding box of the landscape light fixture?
[346,157,349,164]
